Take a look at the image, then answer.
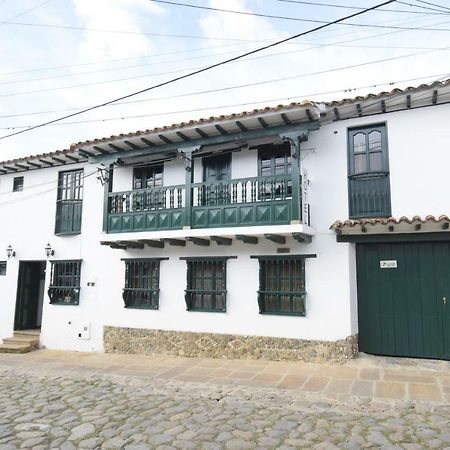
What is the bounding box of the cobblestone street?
[0,352,449,449]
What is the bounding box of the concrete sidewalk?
[0,350,449,411]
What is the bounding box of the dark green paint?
[348,124,391,218]
[356,242,450,360]
[337,232,450,243]
[14,261,45,330]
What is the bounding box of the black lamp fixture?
[45,243,55,258]
[6,244,15,259]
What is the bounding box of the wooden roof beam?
[257,117,269,128]
[161,238,185,246]
[51,156,66,164]
[306,108,315,121]
[280,113,291,125]
[195,127,208,138]
[235,121,248,132]
[138,239,164,248]
[210,236,232,246]
[236,235,258,244]
[124,140,142,150]
[264,234,286,245]
[176,131,191,141]
[356,103,363,117]
[333,107,340,120]
[93,145,110,154]
[432,89,438,104]
[140,137,155,147]
[2,165,18,171]
[215,124,228,135]
[38,159,54,166]
[186,237,210,246]
[109,143,125,152]
[158,134,173,144]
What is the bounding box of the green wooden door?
[14,262,45,331]
[202,154,231,205]
[357,242,450,360]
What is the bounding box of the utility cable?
[0,0,397,140]
[412,0,450,12]
[0,0,53,25]
[272,0,445,14]
[149,0,450,26]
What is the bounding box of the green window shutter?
[55,169,84,235]
[48,260,82,305]
[348,124,391,218]
[251,254,316,316]
[122,258,167,309]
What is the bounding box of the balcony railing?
[106,175,300,233]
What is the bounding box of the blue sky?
[0,0,449,159]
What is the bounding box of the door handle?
[443,297,447,305]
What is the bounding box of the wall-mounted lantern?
[6,244,15,259]
[45,243,55,258]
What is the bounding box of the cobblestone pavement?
[0,352,449,449]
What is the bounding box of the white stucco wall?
[1,103,449,352]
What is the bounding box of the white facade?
[0,86,449,355]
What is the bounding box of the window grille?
[48,260,82,305]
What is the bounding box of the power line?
[2,71,447,130]
[0,0,53,24]
[272,0,446,14]
[3,36,449,92]
[2,10,450,98]
[412,0,450,12]
[396,0,450,13]
[2,10,450,39]
[149,0,450,26]
[0,0,397,140]
[2,11,449,113]
[0,42,250,77]
[2,44,448,129]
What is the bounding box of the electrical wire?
[2,58,448,130]
[412,0,450,12]
[0,0,397,141]
[149,0,450,26]
[0,0,53,25]
[272,0,446,14]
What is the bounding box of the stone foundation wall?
[103,326,358,363]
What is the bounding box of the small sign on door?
[380,260,397,268]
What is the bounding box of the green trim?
[180,256,237,261]
[54,231,81,236]
[251,254,316,260]
[337,232,450,243]
[259,311,305,317]
[121,257,169,262]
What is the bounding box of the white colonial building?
[0,79,449,361]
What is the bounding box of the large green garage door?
[357,242,450,360]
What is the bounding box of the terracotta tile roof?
[69,100,316,149]
[330,215,450,230]
[324,78,450,107]
[0,77,449,173]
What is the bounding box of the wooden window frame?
[181,256,236,312]
[55,169,84,235]
[48,260,82,305]
[13,176,24,192]
[0,261,6,276]
[347,123,391,219]
[122,258,167,309]
[132,164,164,190]
[251,254,316,316]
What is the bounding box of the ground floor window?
[251,255,316,316]
[48,260,82,305]
[122,258,167,309]
[181,257,236,312]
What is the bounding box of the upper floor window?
[0,261,6,276]
[55,169,83,235]
[348,124,391,218]
[13,176,24,192]
[122,258,166,309]
[258,144,292,199]
[48,260,82,305]
[133,165,163,190]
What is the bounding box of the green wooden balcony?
[106,174,299,234]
